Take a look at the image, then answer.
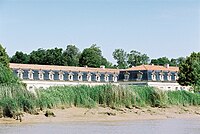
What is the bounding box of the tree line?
[10,44,185,69]
[0,44,200,92]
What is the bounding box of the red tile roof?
[124,64,179,72]
[9,63,119,73]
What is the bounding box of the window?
[96,72,101,82]
[167,72,171,81]
[28,70,34,80]
[49,70,54,80]
[174,72,179,81]
[112,72,118,82]
[113,76,118,82]
[17,69,24,79]
[151,71,156,81]
[159,71,164,81]
[38,70,44,80]
[87,72,92,82]
[78,72,83,81]
[68,71,74,81]
[59,71,64,81]
[104,73,109,82]
[124,71,130,81]
[137,71,143,80]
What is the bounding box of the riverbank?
[1,106,200,124]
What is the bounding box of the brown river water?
[0,119,200,134]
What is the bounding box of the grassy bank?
[0,84,200,118]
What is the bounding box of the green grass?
[0,84,200,118]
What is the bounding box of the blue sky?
[0,0,199,63]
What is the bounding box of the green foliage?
[10,51,30,64]
[170,57,185,66]
[35,85,200,109]
[150,57,170,66]
[45,47,64,65]
[167,90,200,106]
[0,63,20,84]
[0,84,36,117]
[29,48,46,64]
[178,52,200,92]
[127,50,150,67]
[29,48,64,65]
[0,84,200,117]
[0,44,9,68]
[112,49,128,69]
[79,44,110,68]
[63,45,80,66]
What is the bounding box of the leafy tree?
[63,45,80,66]
[0,44,20,84]
[127,50,149,67]
[29,48,46,65]
[45,47,64,65]
[112,49,128,69]
[0,44,9,68]
[10,51,30,64]
[170,57,186,66]
[178,52,200,92]
[0,63,20,84]
[79,44,108,68]
[150,57,170,66]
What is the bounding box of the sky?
[0,0,199,64]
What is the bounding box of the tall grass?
[1,84,200,117]
[0,84,36,117]
[35,85,200,109]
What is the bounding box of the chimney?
[84,65,88,68]
[165,64,169,68]
[100,65,105,69]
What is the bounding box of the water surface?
[0,119,199,134]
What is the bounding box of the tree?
[10,51,30,64]
[63,45,80,66]
[150,57,170,66]
[79,44,109,68]
[170,57,186,66]
[45,47,64,65]
[112,49,128,69]
[127,50,149,67]
[0,63,20,84]
[0,44,9,68]
[29,48,46,64]
[178,52,200,92]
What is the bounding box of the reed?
[1,84,200,117]
[0,84,36,117]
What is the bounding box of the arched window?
[104,73,109,82]
[87,72,92,82]
[137,71,143,81]
[68,71,74,81]
[17,69,24,79]
[38,70,44,80]
[95,72,101,82]
[151,70,156,81]
[174,72,179,81]
[78,71,83,81]
[124,71,130,81]
[167,71,171,81]
[28,69,34,80]
[159,71,164,81]
[112,72,118,82]
[58,70,65,80]
[49,70,55,80]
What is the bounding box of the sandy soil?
[0,106,200,124]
